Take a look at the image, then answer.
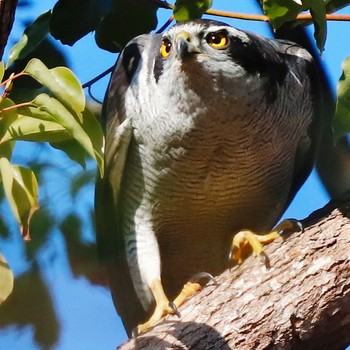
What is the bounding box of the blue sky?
[0,1,349,349]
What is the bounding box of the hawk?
[95,19,322,336]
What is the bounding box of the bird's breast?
[119,74,313,297]
[130,98,299,232]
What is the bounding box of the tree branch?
[205,10,350,22]
[0,0,18,60]
[153,1,350,22]
[118,193,350,349]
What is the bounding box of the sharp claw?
[131,327,139,338]
[294,220,304,232]
[169,301,181,318]
[260,251,271,269]
[228,244,238,262]
[274,218,303,235]
[189,271,217,286]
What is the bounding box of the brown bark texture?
[0,0,18,60]
[119,193,350,350]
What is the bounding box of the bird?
[95,19,323,337]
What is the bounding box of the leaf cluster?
[50,0,159,52]
[48,0,213,52]
[0,23,104,303]
[263,0,327,51]
[0,55,103,236]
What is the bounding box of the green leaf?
[333,56,350,139]
[263,0,327,52]
[30,93,98,165]
[7,11,51,68]
[0,268,58,348]
[23,59,85,120]
[70,169,96,198]
[12,104,57,122]
[326,0,350,13]
[0,98,18,140]
[0,158,39,240]
[95,0,158,52]
[1,116,69,144]
[174,0,212,21]
[263,0,305,29]
[0,61,4,82]
[49,107,104,175]
[50,0,113,46]
[26,209,54,260]
[80,107,104,176]
[0,98,70,144]
[0,139,14,160]
[50,139,87,169]
[1,93,104,174]
[307,0,327,52]
[0,253,13,305]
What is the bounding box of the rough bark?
[119,193,350,350]
[0,0,18,60]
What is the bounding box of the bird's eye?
[206,31,229,49]
[161,38,172,58]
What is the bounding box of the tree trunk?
[0,0,18,60]
[118,193,350,350]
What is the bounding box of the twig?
[156,16,174,34]
[1,101,32,111]
[151,1,350,22]
[82,66,115,104]
[87,85,103,105]
[206,9,350,22]
[82,15,174,96]
[0,102,33,120]
[82,66,114,90]
[0,71,27,88]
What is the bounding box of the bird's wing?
[275,40,324,215]
[241,32,323,221]
[95,128,144,336]
[95,36,152,336]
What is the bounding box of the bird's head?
[160,20,235,61]
[153,19,283,95]
[110,19,294,117]
[156,20,258,78]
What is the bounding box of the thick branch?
[0,0,18,60]
[119,194,350,350]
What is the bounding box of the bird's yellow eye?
[161,38,172,58]
[206,31,229,49]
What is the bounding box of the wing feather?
[95,37,149,335]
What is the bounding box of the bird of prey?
[95,19,322,336]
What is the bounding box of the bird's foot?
[134,273,216,336]
[134,301,179,336]
[172,281,202,307]
[230,219,302,267]
[173,272,216,307]
[133,279,180,336]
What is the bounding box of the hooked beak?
[175,32,201,59]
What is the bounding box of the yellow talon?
[135,279,202,336]
[230,219,302,265]
[173,281,202,307]
[135,220,302,335]
[231,230,279,264]
[135,279,175,335]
